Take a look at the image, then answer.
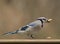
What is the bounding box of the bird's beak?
[47,19,52,23]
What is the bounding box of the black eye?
[43,19,46,20]
[43,19,46,21]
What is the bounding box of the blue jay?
[2,17,52,38]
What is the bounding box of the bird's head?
[37,17,52,23]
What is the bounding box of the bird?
[2,17,52,38]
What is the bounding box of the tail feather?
[2,29,26,35]
[2,30,19,35]
[2,26,28,35]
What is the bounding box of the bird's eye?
[43,19,46,20]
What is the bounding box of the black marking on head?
[37,17,47,22]
[21,26,29,30]
[43,19,46,21]
[37,19,43,27]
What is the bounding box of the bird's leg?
[27,33,34,39]
[30,34,34,39]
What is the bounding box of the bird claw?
[30,34,34,39]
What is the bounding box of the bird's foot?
[30,34,33,38]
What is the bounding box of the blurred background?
[0,0,60,39]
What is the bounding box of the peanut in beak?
[47,19,52,23]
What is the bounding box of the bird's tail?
[2,29,25,36]
[2,30,19,35]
